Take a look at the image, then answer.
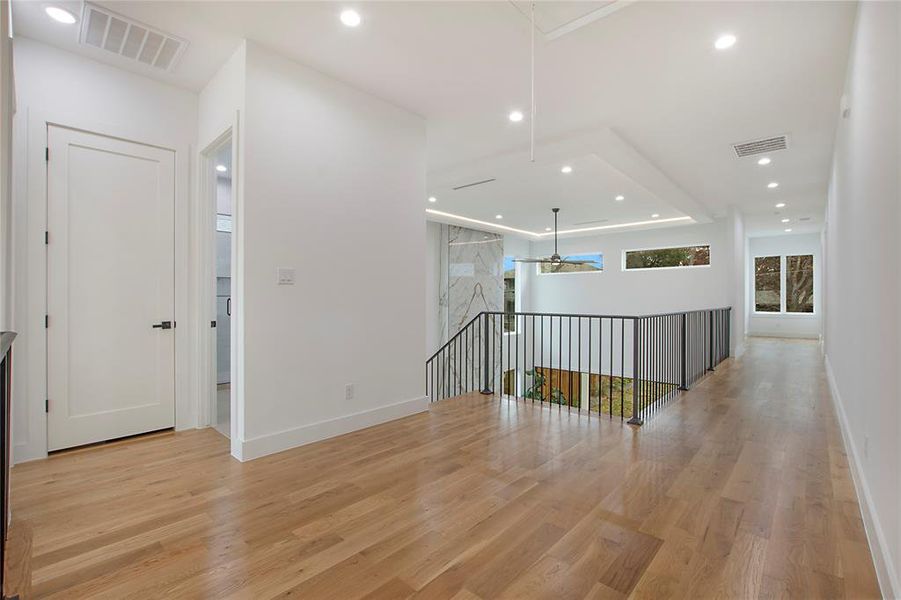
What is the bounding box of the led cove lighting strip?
[426,209,692,238]
[425,209,536,236]
[546,216,692,236]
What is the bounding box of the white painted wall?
[529,220,736,318]
[824,2,900,597]
[0,0,12,331]
[747,233,822,339]
[730,209,747,356]
[239,41,426,460]
[10,38,198,462]
[198,43,245,152]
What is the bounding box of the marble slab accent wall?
[437,224,503,396]
[441,225,503,337]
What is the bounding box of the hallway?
[10,338,880,598]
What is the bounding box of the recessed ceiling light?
[561,165,572,174]
[615,195,625,201]
[714,34,737,50]
[495,214,503,220]
[508,110,524,123]
[784,228,793,232]
[651,213,660,218]
[776,202,786,208]
[757,157,771,166]
[216,164,227,173]
[545,227,552,231]
[45,6,77,24]
[427,196,437,203]
[781,218,790,223]
[767,182,779,189]
[340,9,361,27]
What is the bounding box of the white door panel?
[47,126,175,451]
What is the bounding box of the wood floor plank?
[10,338,882,599]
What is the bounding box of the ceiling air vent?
[732,135,789,158]
[79,3,188,72]
[452,178,496,191]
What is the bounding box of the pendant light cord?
[530,2,535,162]
[553,209,558,254]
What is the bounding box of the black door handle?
[226,298,231,317]
[152,321,173,329]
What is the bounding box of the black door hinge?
[45,399,49,413]
[45,231,49,245]
[45,314,49,328]
[211,320,217,328]
[45,147,49,162]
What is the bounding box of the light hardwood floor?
[11,338,881,599]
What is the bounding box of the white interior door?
[47,125,176,451]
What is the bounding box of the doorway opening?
[211,138,232,439]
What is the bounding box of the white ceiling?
[12,0,856,239]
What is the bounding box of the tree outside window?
[504,256,515,333]
[786,255,814,313]
[624,245,709,269]
[754,256,781,312]
[754,254,814,313]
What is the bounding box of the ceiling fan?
[514,209,600,267]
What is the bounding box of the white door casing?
[47,125,176,451]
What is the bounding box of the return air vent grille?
[732,135,789,158]
[452,178,496,191]
[79,3,188,72]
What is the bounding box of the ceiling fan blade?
[513,258,552,264]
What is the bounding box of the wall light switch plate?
[277,267,296,285]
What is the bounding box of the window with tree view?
[786,255,814,313]
[504,257,515,333]
[624,245,710,269]
[755,256,781,312]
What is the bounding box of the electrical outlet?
[345,384,354,400]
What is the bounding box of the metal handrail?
[425,308,731,425]
[426,312,482,364]
[0,331,16,596]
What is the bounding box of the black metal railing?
[0,331,16,597]
[426,308,730,424]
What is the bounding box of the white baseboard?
[748,332,820,340]
[824,355,899,599]
[239,395,429,461]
